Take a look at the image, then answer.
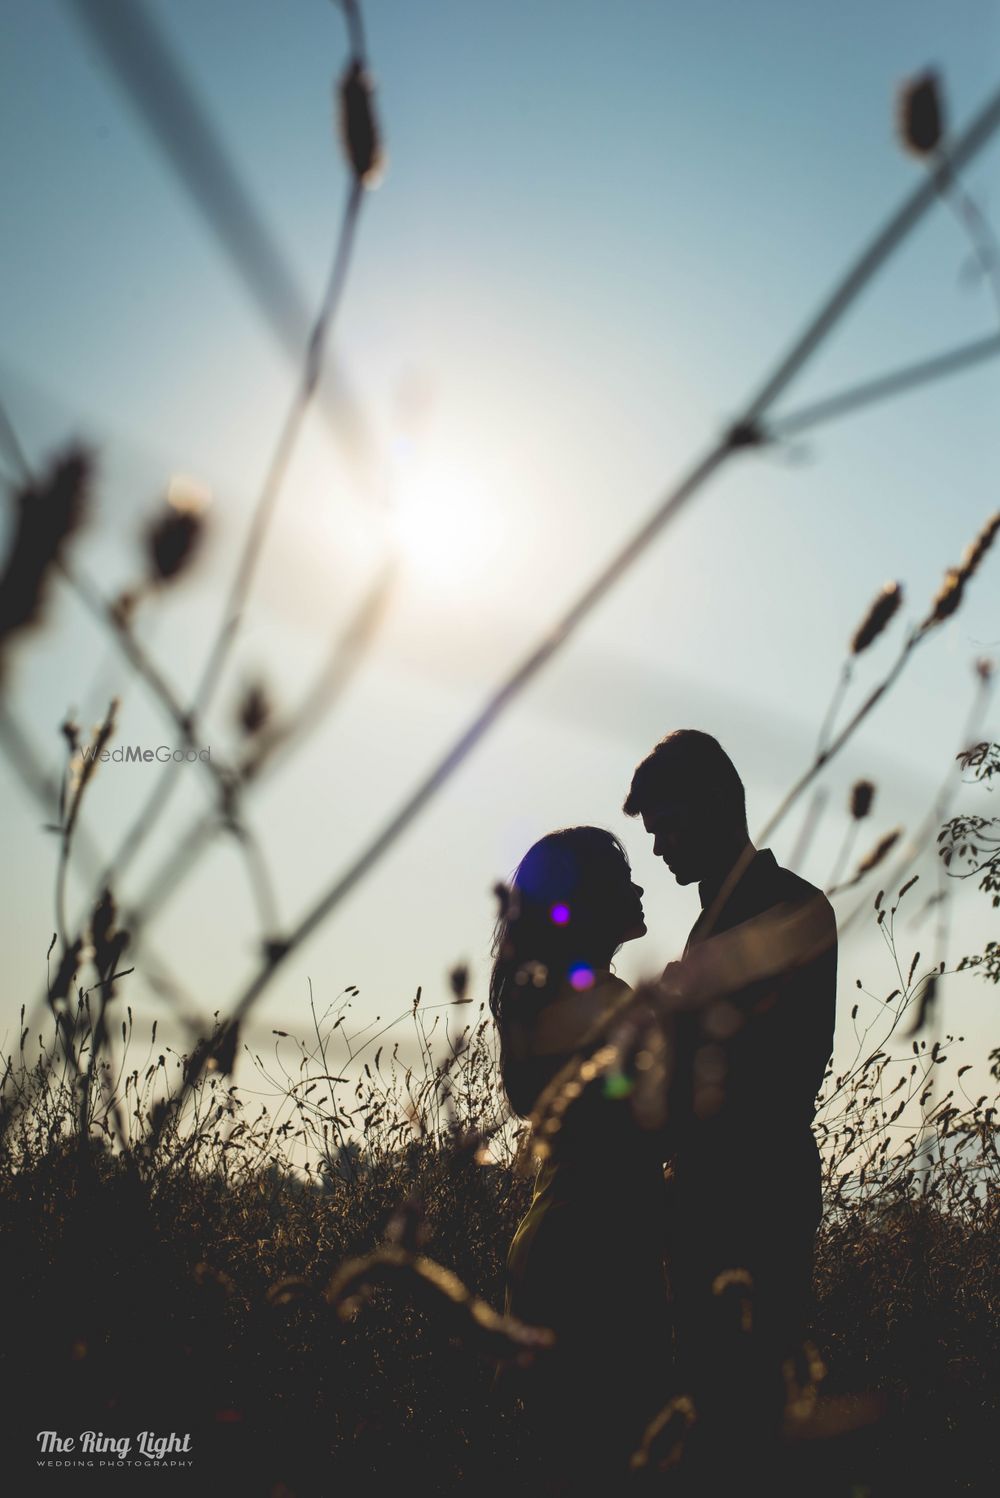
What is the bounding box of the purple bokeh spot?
[569,964,594,991]
[550,903,571,926]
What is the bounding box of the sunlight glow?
[391,443,503,591]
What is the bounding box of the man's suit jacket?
[668,846,838,1196]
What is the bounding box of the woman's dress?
[499,971,673,1482]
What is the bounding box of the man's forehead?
[640,798,692,831]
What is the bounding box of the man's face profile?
[640,795,703,885]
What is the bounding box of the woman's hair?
[488,826,634,1117]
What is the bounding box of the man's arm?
[657,891,837,1018]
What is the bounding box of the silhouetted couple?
[489,729,838,1493]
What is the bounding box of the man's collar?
[698,838,759,911]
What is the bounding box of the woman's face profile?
[614,861,646,944]
[509,831,646,961]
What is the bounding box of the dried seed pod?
[856,828,903,879]
[48,938,83,1006]
[907,972,939,1036]
[0,447,92,675]
[927,565,964,626]
[144,475,209,582]
[111,589,139,626]
[89,886,128,981]
[963,512,1000,576]
[60,714,80,755]
[65,698,120,839]
[146,506,204,583]
[851,780,875,820]
[237,681,271,737]
[923,512,1000,629]
[211,1022,240,1076]
[91,887,115,951]
[897,71,945,158]
[850,582,902,654]
[191,1021,240,1079]
[338,60,384,186]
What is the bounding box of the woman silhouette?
[489,827,672,1491]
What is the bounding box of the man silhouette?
[623,729,837,1458]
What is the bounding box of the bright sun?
[391,446,503,592]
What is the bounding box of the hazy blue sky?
[2,1,999,1117]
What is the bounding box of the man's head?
[623,729,748,886]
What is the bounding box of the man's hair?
[622,728,747,827]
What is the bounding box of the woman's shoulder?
[530,970,634,1057]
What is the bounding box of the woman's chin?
[624,920,647,942]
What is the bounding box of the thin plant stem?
[207,81,1000,1045]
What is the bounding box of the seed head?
[91,886,116,955]
[897,71,945,158]
[907,972,939,1037]
[145,483,208,583]
[851,780,875,820]
[857,828,903,879]
[0,446,92,676]
[922,512,1000,630]
[338,60,384,186]
[237,681,271,737]
[60,714,80,756]
[851,582,902,655]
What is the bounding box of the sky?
[1,0,999,1137]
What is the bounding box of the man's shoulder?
[755,854,838,958]
[776,862,830,907]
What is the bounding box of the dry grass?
[2,946,999,1497]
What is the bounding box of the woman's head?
[488,826,644,1072]
[499,826,643,965]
